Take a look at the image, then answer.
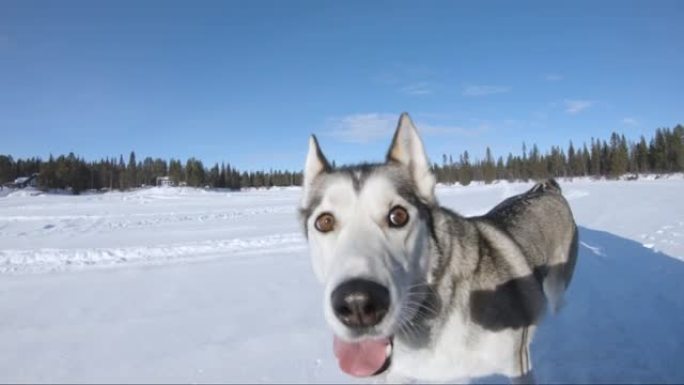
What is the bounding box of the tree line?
[0,152,302,194]
[432,125,684,185]
[0,125,682,193]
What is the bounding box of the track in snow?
[0,232,305,274]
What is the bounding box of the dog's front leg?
[510,370,536,385]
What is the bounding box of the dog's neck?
[396,206,481,349]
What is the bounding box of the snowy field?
[1,177,683,383]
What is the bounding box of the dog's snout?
[331,279,390,329]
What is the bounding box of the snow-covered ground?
[1,177,683,383]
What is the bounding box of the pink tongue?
[333,336,390,377]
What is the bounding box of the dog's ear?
[386,112,436,203]
[302,135,331,204]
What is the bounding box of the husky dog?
[299,113,578,384]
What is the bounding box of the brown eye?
[315,213,335,233]
[388,206,409,228]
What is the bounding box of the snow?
[1,177,683,383]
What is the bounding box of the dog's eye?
[388,206,409,228]
[315,212,336,233]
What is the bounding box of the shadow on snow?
[476,226,684,384]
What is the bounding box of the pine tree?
[38,155,55,188]
[458,151,473,186]
[673,125,684,171]
[600,141,610,177]
[209,163,220,188]
[0,155,14,184]
[127,151,137,188]
[567,142,576,177]
[169,159,183,185]
[608,133,628,178]
[547,146,565,177]
[529,144,545,178]
[628,142,638,173]
[185,158,205,187]
[636,136,649,173]
[650,128,668,172]
[118,155,127,190]
[219,163,227,188]
[506,154,515,181]
[483,147,496,184]
[590,138,601,178]
[496,156,506,180]
[521,142,529,181]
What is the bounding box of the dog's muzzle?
[330,279,393,377]
[331,279,389,328]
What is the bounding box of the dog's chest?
[389,316,520,382]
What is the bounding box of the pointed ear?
[302,135,331,204]
[386,113,436,203]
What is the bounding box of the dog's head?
[299,113,437,377]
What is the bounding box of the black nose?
[331,279,390,329]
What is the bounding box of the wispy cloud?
[463,85,511,97]
[326,113,397,144]
[543,73,564,82]
[622,117,638,126]
[564,99,594,114]
[372,65,440,96]
[325,113,485,143]
[400,82,432,96]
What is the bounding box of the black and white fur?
[299,113,578,383]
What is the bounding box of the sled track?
[0,232,306,274]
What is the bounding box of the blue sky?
[1,1,682,171]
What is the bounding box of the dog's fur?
[299,113,578,383]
